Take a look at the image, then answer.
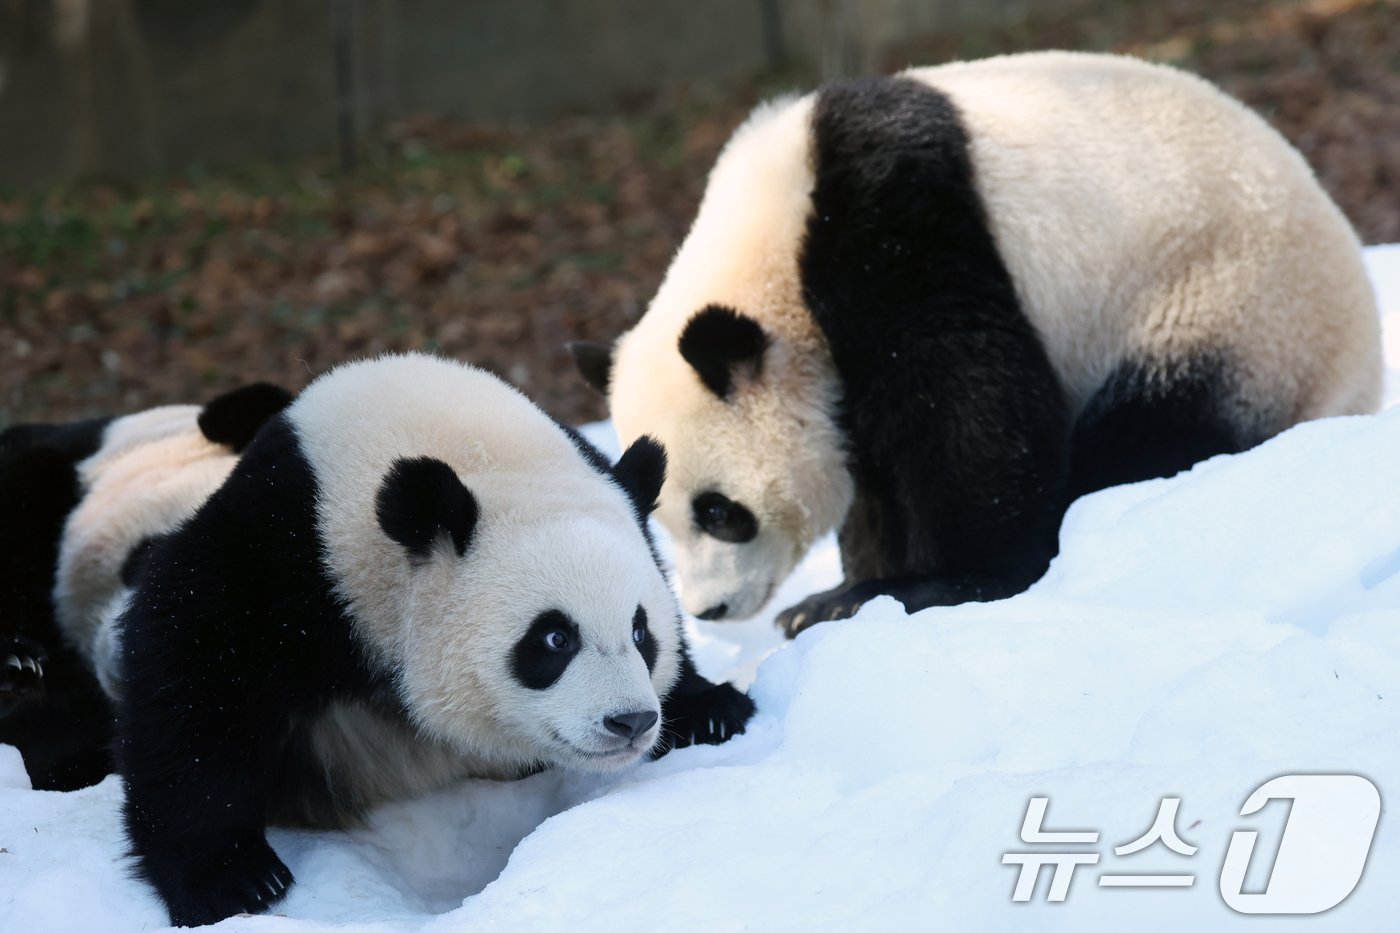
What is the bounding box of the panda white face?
[449,517,681,772]
[648,437,806,622]
[598,305,855,622]
[365,451,682,774]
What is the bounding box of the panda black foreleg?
[777,317,1071,637]
[120,682,295,926]
[655,646,755,754]
[777,573,1035,638]
[126,788,292,928]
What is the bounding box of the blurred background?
[1,0,1396,427]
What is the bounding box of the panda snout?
[603,709,659,740]
[696,603,728,621]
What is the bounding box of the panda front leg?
[777,575,1031,638]
[776,335,1070,638]
[121,722,293,926]
[117,631,294,925]
[125,785,293,927]
[0,634,46,718]
[656,647,755,753]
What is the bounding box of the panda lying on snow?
[4,354,754,926]
[573,51,1381,635]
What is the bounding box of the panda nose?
[603,710,658,739]
[696,603,728,621]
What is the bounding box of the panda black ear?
[198,382,295,452]
[613,436,667,516]
[376,457,479,563]
[568,341,614,396]
[678,305,768,400]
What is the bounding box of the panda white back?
[55,405,239,692]
[915,51,1379,420]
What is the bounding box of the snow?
[5,246,1400,932]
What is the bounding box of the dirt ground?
[1,0,1396,427]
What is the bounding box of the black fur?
[632,605,657,673]
[512,610,581,690]
[678,305,769,399]
[1066,355,1248,501]
[775,77,1251,635]
[375,456,479,562]
[784,76,1070,635]
[656,648,756,753]
[0,388,295,784]
[0,418,116,789]
[554,421,667,568]
[612,435,667,519]
[115,415,382,926]
[197,382,295,452]
[119,535,165,588]
[692,491,758,544]
[1,634,46,718]
[568,341,614,395]
[0,416,111,460]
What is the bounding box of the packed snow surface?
[4,246,1400,931]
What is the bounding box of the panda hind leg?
[1066,354,1248,503]
[0,634,46,718]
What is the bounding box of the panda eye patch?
[632,605,657,672]
[692,492,758,543]
[512,610,580,690]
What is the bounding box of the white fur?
[608,51,1381,620]
[289,354,683,777]
[54,406,240,680]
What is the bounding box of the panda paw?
[657,682,756,754]
[147,836,294,927]
[0,635,46,718]
[776,581,883,638]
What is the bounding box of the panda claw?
[656,681,757,756]
[4,655,19,670]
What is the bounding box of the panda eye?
[632,624,647,646]
[692,491,758,543]
[542,630,570,652]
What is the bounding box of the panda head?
[574,305,853,621]
[370,437,681,772]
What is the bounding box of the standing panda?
[572,51,1381,636]
[107,354,753,926]
[0,383,292,789]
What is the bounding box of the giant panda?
[0,383,292,789]
[106,353,754,926]
[571,51,1382,636]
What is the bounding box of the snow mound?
[4,247,1400,932]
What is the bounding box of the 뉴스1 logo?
[1002,774,1381,915]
